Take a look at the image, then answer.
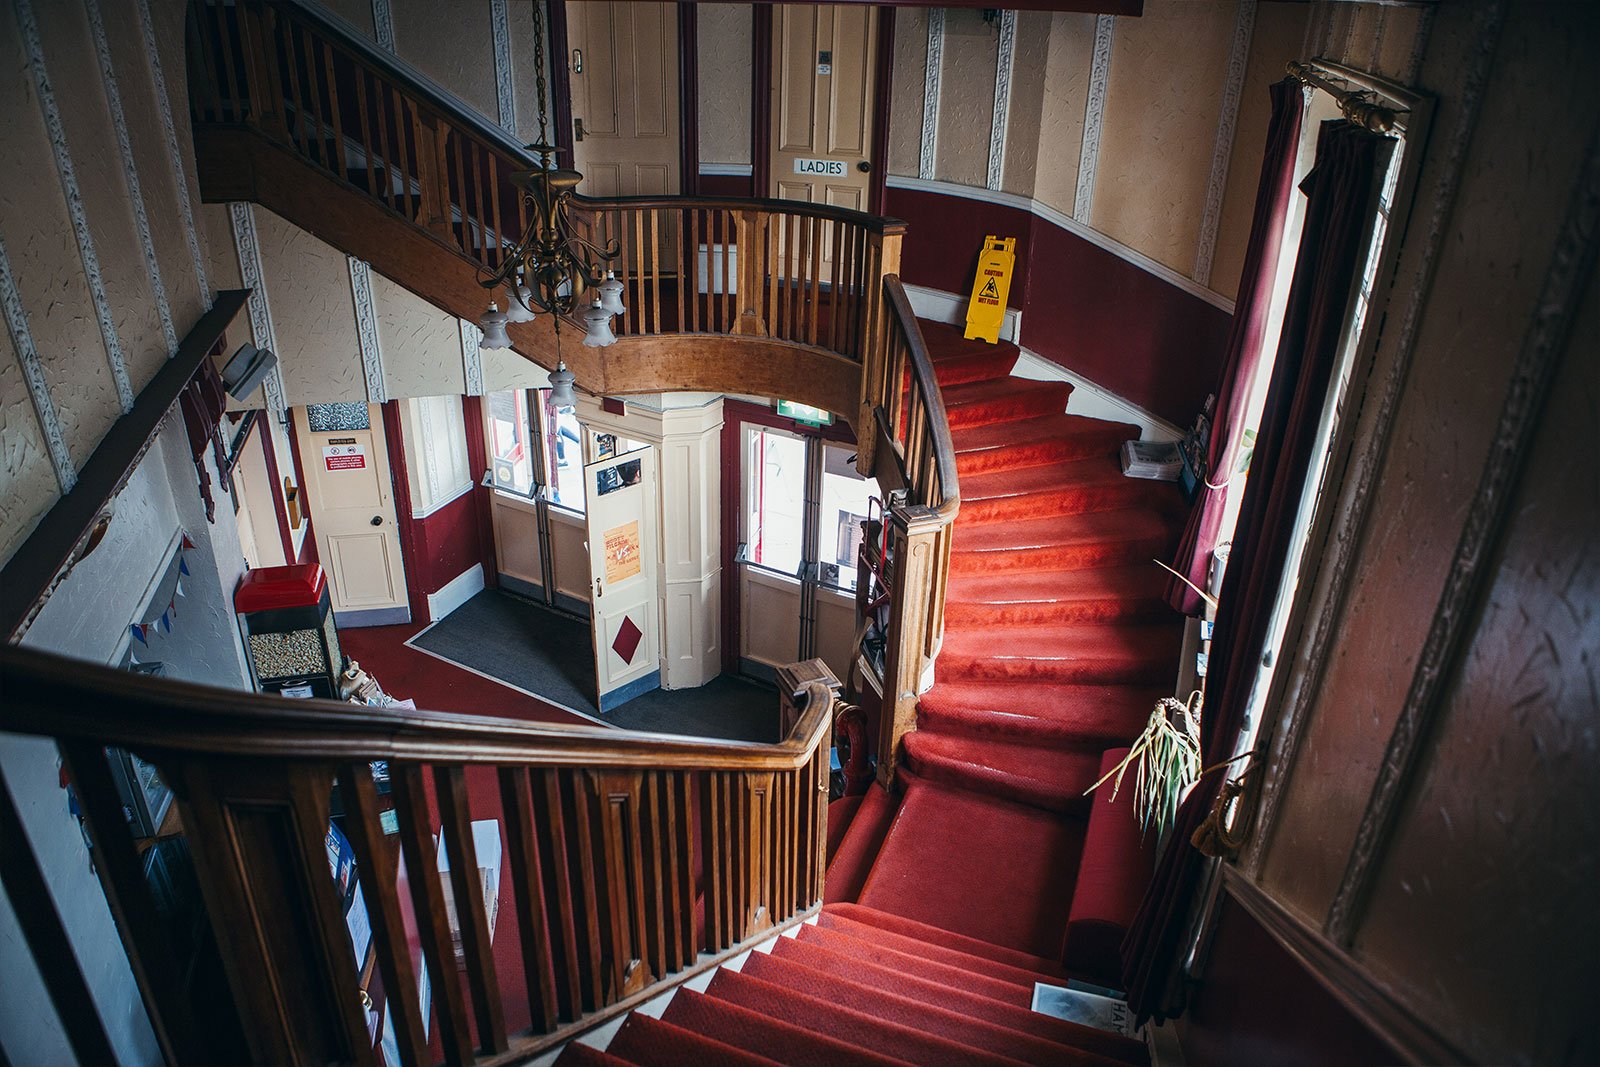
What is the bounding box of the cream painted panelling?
[1000,12,1050,198]
[1030,13,1095,220]
[699,3,753,166]
[100,0,206,334]
[934,9,999,190]
[481,344,553,394]
[1094,0,1241,279]
[401,394,472,516]
[373,271,466,399]
[32,0,167,397]
[0,3,122,470]
[254,211,366,405]
[1207,1,1309,301]
[394,0,498,122]
[0,329,60,562]
[887,6,927,178]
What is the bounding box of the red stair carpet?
[551,322,1182,1065]
[834,321,1184,979]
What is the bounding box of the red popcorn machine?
[234,564,343,699]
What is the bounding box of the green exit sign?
[776,400,833,426]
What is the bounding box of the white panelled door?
[584,446,661,711]
[293,403,409,624]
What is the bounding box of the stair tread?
[952,507,1176,554]
[917,681,1164,743]
[793,923,1040,1007]
[553,1041,633,1066]
[919,317,1021,361]
[941,620,1182,663]
[825,902,1069,974]
[943,376,1069,407]
[739,950,1130,1067]
[606,1011,784,1066]
[962,458,1137,500]
[707,966,1036,1067]
[946,564,1170,606]
[663,988,907,1067]
[768,936,1150,1064]
[952,413,1138,453]
[902,731,1108,813]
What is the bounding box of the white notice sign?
[793,157,847,177]
[322,441,367,471]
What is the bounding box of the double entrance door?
[735,414,875,683]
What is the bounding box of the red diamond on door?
[612,615,643,665]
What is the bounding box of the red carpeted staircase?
[555,322,1182,1064]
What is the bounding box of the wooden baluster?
[236,1,287,139]
[721,211,734,333]
[296,25,328,168]
[353,68,377,197]
[853,227,871,358]
[170,757,377,1066]
[644,773,671,977]
[318,37,347,177]
[659,773,683,973]
[191,4,222,124]
[767,215,782,342]
[617,210,633,337]
[675,209,687,332]
[390,763,476,1066]
[674,772,697,964]
[567,773,608,1009]
[789,212,803,342]
[469,141,488,265]
[699,772,721,950]
[813,728,831,903]
[58,743,206,1064]
[533,768,584,1021]
[807,216,822,346]
[215,4,244,124]
[632,208,648,334]
[339,762,430,1067]
[409,110,455,244]
[650,209,663,334]
[687,210,700,332]
[0,763,119,1067]
[488,153,505,270]
[589,772,652,1000]
[435,765,509,1054]
[394,97,418,223]
[374,82,401,213]
[277,14,308,157]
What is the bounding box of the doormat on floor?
[408,590,780,742]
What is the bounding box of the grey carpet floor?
[410,590,778,742]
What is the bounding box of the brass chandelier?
[476,0,624,406]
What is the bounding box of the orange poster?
[603,521,641,584]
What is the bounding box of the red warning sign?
[322,443,367,471]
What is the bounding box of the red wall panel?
[886,186,1232,427]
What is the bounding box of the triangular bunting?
[131,624,147,645]
[179,557,191,577]
[160,612,171,634]
[181,533,196,550]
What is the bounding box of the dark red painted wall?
[1179,894,1400,1067]
[408,490,484,598]
[885,186,1232,428]
[699,171,756,199]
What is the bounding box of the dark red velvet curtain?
[1124,119,1390,1021]
[1166,79,1305,615]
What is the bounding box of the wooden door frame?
[678,1,699,195]
[754,4,894,206]
[549,1,576,162]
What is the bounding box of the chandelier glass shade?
[548,360,577,412]
[479,302,512,350]
[476,144,621,349]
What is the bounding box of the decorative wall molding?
[1247,0,1507,881]
[919,8,944,181]
[1074,14,1115,225]
[136,0,208,304]
[887,174,1236,313]
[1194,0,1256,288]
[489,0,515,133]
[459,318,484,397]
[346,256,386,405]
[986,10,1017,192]
[86,0,176,357]
[371,0,395,51]
[0,235,76,493]
[17,0,133,413]
[1403,5,1435,86]
[1326,120,1599,946]
[228,202,288,421]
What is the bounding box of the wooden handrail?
[1,638,837,1065]
[883,275,960,517]
[0,643,832,770]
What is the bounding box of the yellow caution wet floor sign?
[964,235,1015,343]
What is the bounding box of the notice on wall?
[602,521,641,585]
[323,439,367,471]
[793,157,847,177]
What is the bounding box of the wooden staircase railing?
[857,276,962,786]
[187,0,903,415]
[0,643,837,1066]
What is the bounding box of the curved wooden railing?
[853,277,962,785]
[0,644,836,1066]
[188,0,903,414]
